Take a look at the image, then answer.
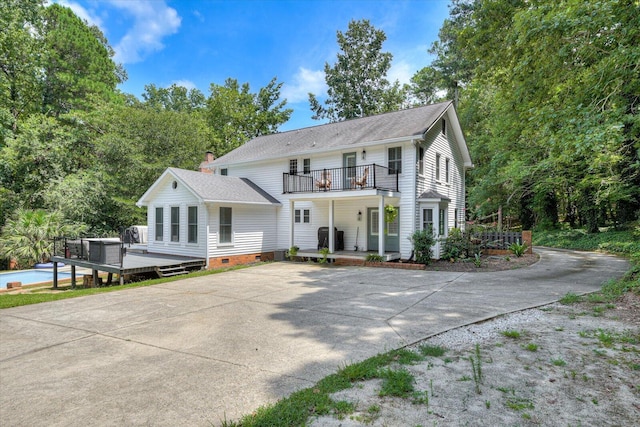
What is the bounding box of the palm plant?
[0,209,83,268]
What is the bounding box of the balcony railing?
[283,163,399,194]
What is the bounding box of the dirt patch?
[310,293,640,426]
[423,253,540,273]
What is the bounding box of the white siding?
[207,204,278,258]
[146,175,207,258]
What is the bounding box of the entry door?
[367,208,400,252]
[343,152,356,189]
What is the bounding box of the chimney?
[199,151,216,174]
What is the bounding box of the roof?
[137,168,281,207]
[212,101,472,167]
[417,190,451,202]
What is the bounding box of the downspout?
[411,138,420,260]
[204,203,210,269]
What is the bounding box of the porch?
[296,249,401,262]
[283,163,398,194]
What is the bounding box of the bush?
[365,253,384,262]
[441,228,477,260]
[509,239,527,257]
[411,229,435,265]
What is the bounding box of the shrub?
[288,246,299,258]
[318,247,330,264]
[411,229,435,265]
[509,239,528,257]
[365,253,384,262]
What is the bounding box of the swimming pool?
[0,270,72,289]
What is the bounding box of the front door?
[343,152,356,189]
[367,208,400,252]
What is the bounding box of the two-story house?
[136,100,473,268]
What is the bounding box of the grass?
[501,330,522,339]
[419,344,447,357]
[0,264,256,309]
[378,368,415,398]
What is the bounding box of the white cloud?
[282,67,327,104]
[388,59,416,86]
[172,79,197,90]
[53,0,102,28]
[108,0,181,64]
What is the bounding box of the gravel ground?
[310,293,640,426]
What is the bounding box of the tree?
[142,84,206,112]
[427,0,640,230]
[0,0,45,131]
[42,3,126,115]
[207,77,292,155]
[0,208,83,267]
[309,19,405,122]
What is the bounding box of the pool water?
[0,270,72,289]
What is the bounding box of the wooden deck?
[50,252,206,288]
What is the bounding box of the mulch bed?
[422,253,540,272]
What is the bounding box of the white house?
[137,101,473,268]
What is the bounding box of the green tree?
[309,19,406,122]
[42,3,126,115]
[142,83,206,112]
[0,0,45,131]
[0,208,83,267]
[207,77,292,155]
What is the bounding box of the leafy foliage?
[411,229,435,265]
[309,19,405,122]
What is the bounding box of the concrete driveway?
[0,248,629,426]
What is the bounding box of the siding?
[146,175,207,258]
[207,203,278,258]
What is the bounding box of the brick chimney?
[199,151,216,173]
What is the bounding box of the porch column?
[328,199,335,252]
[289,199,295,249]
[378,196,385,256]
[53,260,58,289]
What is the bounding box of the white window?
[295,209,310,223]
[220,168,228,176]
[439,209,446,236]
[289,159,298,175]
[155,207,163,241]
[388,147,402,174]
[303,158,311,174]
[219,207,232,244]
[442,119,446,135]
[170,207,180,242]
[435,153,441,181]
[445,157,450,183]
[418,147,424,175]
[454,208,459,229]
[422,209,434,234]
[371,209,379,236]
[188,206,198,243]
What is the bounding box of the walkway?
[0,248,629,426]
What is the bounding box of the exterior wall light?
[357,210,362,221]
[362,150,366,160]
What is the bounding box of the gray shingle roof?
[418,190,451,201]
[212,101,453,165]
[167,168,281,205]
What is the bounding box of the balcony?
[283,163,399,194]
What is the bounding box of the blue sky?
[57,0,451,130]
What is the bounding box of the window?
[220,168,228,176]
[388,147,402,174]
[155,207,163,241]
[289,159,298,175]
[422,209,433,234]
[454,208,459,229]
[219,207,232,244]
[371,209,379,236]
[387,210,399,236]
[418,147,424,175]
[445,157,450,183]
[439,209,446,236]
[188,206,198,243]
[303,158,311,174]
[171,206,180,242]
[435,153,441,181]
[442,119,446,135]
[295,209,310,223]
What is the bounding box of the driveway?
[0,248,629,426]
